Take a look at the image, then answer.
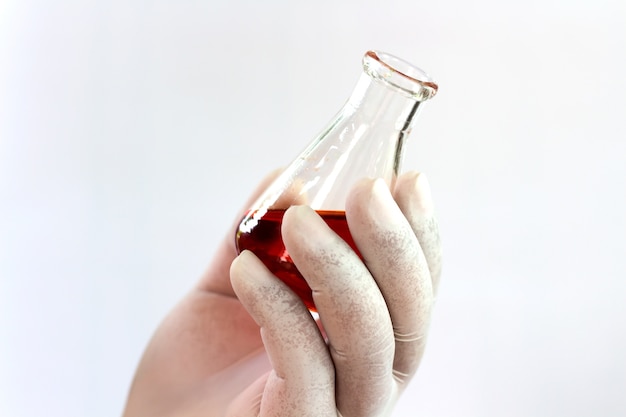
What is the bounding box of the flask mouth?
[363,50,438,101]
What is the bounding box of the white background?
[1,1,625,416]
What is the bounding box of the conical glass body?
[236,50,438,310]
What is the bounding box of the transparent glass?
[235,50,438,310]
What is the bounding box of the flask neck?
[347,73,423,136]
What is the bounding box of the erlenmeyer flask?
[236,50,438,310]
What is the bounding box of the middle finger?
[282,205,396,417]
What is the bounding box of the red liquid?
[236,209,361,311]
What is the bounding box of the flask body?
[235,51,437,310]
[236,209,357,310]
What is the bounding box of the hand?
[123,171,441,417]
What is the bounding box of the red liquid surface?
[236,209,360,311]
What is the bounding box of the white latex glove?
[123,172,441,417]
[229,173,441,416]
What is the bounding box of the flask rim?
[363,50,438,101]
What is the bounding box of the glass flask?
[236,50,438,311]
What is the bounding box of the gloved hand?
[123,171,441,417]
